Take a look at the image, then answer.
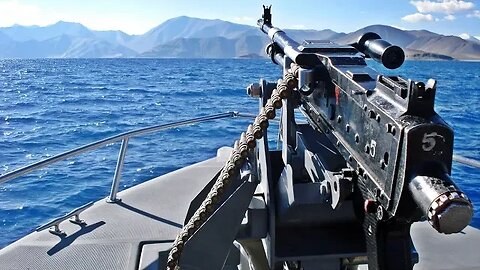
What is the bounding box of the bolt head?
[247,83,261,97]
[376,205,384,220]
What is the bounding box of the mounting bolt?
[380,160,386,169]
[246,83,262,97]
[377,205,385,220]
[386,123,396,136]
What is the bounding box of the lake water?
[0,59,479,248]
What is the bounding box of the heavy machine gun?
[166,6,474,270]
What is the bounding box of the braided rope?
[166,68,298,270]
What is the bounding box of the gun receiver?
[253,5,473,270]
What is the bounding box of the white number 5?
[422,132,438,152]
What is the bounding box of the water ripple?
[0,59,478,248]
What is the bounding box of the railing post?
[107,138,129,203]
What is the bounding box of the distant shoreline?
[1,57,480,61]
[1,19,479,60]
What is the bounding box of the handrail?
[1,111,477,200]
[0,112,254,193]
[453,154,480,169]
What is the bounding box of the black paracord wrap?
[166,66,298,269]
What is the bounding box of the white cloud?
[467,10,480,18]
[444,14,456,20]
[476,36,480,40]
[459,33,471,39]
[402,13,435,22]
[410,0,474,14]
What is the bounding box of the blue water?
[0,59,479,248]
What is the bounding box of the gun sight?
[355,32,405,69]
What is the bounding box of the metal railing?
[0,111,478,203]
[453,154,480,169]
[0,111,256,203]
[36,201,94,235]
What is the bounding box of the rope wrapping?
[166,67,298,269]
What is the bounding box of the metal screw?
[386,123,396,136]
[377,205,384,220]
[380,160,386,169]
[246,83,262,97]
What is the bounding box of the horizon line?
[0,16,467,38]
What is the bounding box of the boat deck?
[0,148,230,270]
[0,147,479,269]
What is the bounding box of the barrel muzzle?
[409,175,473,234]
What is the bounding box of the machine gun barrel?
[257,5,320,67]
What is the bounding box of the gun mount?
[253,5,473,270]
[166,5,474,270]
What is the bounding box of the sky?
[0,0,479,39]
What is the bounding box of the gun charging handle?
[355,32,405,69]
[409,174,473,234]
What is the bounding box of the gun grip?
[363,213,414,270]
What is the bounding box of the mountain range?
[0,17,479,60]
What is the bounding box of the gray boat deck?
[0,147,479,269]
[0,148,230,270]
